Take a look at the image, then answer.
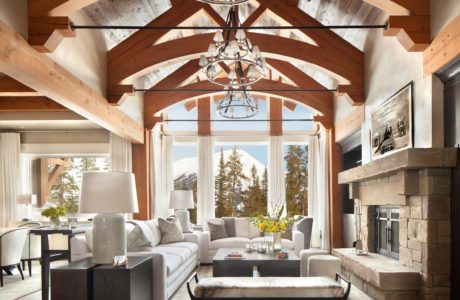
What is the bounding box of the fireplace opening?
[375,206,400,259]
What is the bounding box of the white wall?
[431,0,460,39]
[0,0,27,38]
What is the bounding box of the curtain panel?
[197,136,215,224]
[0,133,21,227]
[109,133,132,172]
[268,136,286,214]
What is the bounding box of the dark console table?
[51,256,153,300]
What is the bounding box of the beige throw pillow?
[208,221,228,241]
[158,217,184,244]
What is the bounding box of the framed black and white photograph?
[371,82,413,160]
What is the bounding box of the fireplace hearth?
[339,148,456,300]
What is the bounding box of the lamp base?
[174,209,191,233]
[93,213,126,264]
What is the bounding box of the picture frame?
[371,82,413,160]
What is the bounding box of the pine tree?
[224,146,247,216]
[49,159,80,213]
[284,146,309,216]
[261,166,268,208]
[242,164,266,216]
[215,148,229,217]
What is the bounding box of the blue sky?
[173,145,268,165]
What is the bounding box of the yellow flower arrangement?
[250,202,296,233]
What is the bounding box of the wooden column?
[269,97,282,136]
[328,128,343,249]
[198,97,211,136]
[132,129,151,220]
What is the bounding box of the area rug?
[0,263,41,300]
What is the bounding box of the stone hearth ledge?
[332,248,421,291]
[339,148,457,184]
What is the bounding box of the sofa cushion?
[235,218,250,238]
[222,217,236,237]
[143,219,162,247]
[208,221,228,241]
[250,237,294,249]
[158,217,184,244]
[203,218,224,231]
[249,223,261,238]
[210,237,250,250]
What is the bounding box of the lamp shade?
[79,172,139,213]
[169,190,194,209]
[16,194,37,205]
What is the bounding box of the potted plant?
[41,205,67,228]
[250,202,296,251]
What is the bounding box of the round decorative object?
[197,0,250,5]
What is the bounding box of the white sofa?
[71,219,199,300]
[200,217,309,264]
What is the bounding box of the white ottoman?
[307,255,341,279]
[300,248,328,277]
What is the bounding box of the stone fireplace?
[337,148,456,300]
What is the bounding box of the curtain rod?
[136,88,336,93]
[71,24,388,30]
[164,119,314,122]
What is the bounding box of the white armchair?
[0,228,28,287]
[19,222,45,277]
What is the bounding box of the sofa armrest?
[292,230,304,257]
[184,232,199,244]
[128,252,167,300]
[70,236,90,257]
[199,231,211,264]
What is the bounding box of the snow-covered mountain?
[173,149,266,181]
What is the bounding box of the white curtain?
[18,154,33,219]
[0,133,21,227]
[268,136,286,214]
[155,135,173,218]
[197,136,215,224]
[150,126,162,218]
[308,129,330,250]
[109,133,132,172]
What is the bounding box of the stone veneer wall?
[352,168,451,300]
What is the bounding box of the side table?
[51,256,153,300]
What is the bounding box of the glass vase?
[265,232,282,252]
[50,216,60,228]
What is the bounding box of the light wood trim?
[283,100,297,112]
[269,98,282,136]
[198,97,211,136]
[335,106,364,142]
[0,96,68,111]
[385,14,430,52]
[0,77,40,97]
[0,21,144,144]
[313,115,333,130]
[133,129,151,220]
[424,15,460,76]
[39,158,70,206]
[184,100,197,112]
[327,128,343,249]
[363,0,410,15]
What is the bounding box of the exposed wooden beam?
[335,106,364,142]
[184,100,197,112]
[269,97,282,136]
[424,15,460,76]
[328,128,343,249]
[0,21,144,144]
[106,84,135,105]
[0,96,67,111]
[144,79,333,122]
[242,5,267,26]
[133,129,151,220]
[153,59,201,89]
[106,1,204,103]
[313,115,333,130]
[109,32,362,86]
[39,157,70,206]
[144,115,163,131]
[336,84,365,105]
[0,77,40,97]
[283,99,297,112]
[198,97,211,136]
[365,0,430,52]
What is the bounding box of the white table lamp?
[16,194,37,221]
[169,190,194,233]
[79,172,138,264]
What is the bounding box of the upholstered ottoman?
[307,255,341,279]
[300,248,329,277]
[187,272,351,300]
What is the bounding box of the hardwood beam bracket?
[107,84,135,105]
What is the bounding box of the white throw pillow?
[235,218,250,238]
[145,219,162,247]
[127,225,153,252]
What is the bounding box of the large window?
[214,143,267,217]
[48,157,109,213]
[212,98,268,132]
[172,142,198,224]
[284,144,308,216]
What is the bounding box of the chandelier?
[216,88,259,119]
[197,0,250,5]
[199,6,267,89]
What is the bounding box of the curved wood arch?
[109,32,362,86]
[144,79,333,120]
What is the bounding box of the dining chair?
[0,228,29,287]
[19,222,45,277]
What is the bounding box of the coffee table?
[213,248,300,277]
